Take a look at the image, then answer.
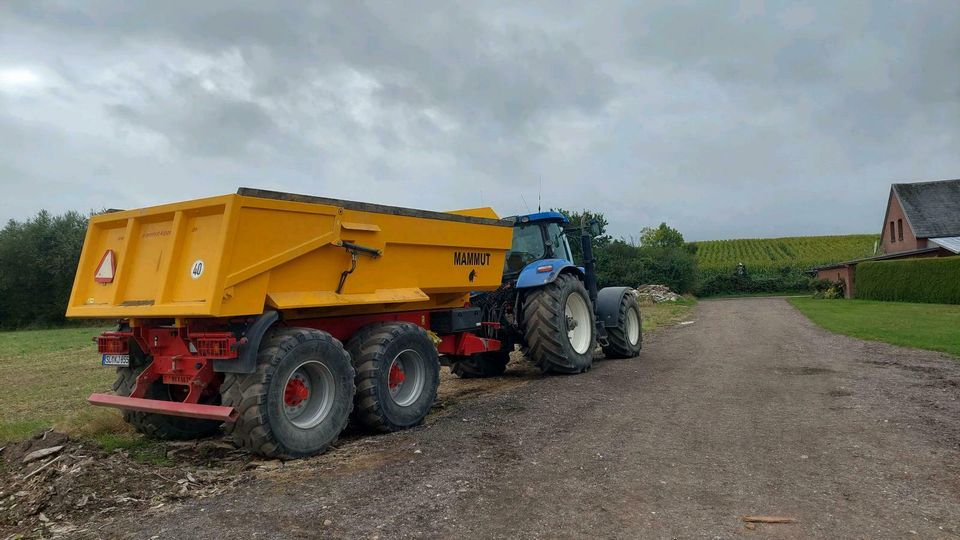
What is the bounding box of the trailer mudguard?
[213,310,280,374]
[515,259,584,289]
[596,287,633,328]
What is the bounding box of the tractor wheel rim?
[626,307,640,346]
[282,361,335,429]
[564,292,592,355]
[387,349,425,407]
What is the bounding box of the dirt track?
[100,298,960,538]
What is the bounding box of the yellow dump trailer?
[68,188,512,319]
[74,188,644,459]
[73,188,518,458]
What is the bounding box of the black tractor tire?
[347,322,440,433]
[450,351,510,378]
[221,328,355,458]
[601,292,643,359]
[522,273,596,374]
[112,364,222,441]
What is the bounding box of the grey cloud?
[107,80,280,157]
[1,1,959,241]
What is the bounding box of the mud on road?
[17,298,960,538]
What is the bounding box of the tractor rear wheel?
[601,292,643,359]
[450,351,510,378]
[113,363,222,440]
[347,322,440,432]
[522,273,596,374]
[221,328,355,458]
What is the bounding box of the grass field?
[640,297,696,331]
[789,298,960,357]
[0,325,120,442]
[0,301,694,443]
[695,234,878,274]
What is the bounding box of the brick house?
[814,178,960,298]
[879,178,960,254]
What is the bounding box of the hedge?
[855,256,960,304]
[695,267,812,296]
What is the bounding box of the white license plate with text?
[101,354,130,367]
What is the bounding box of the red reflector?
[192,333,237,359]
[536,265,553,273]
[94,250,116,283]
[97,332,131,354]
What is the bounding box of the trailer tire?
[112,365,222,440]
[450,351,510,378]
[601,292,643,359]
[221,328,355,458]
[522,273,596,374]
[347,323,440,433]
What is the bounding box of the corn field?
[694,234,879,275]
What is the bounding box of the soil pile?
[0,430,255,538]
[636,284,682,303]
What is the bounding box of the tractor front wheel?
[601,292,643,359]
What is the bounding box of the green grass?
[0,325,122,442]
[93,432,171,465]
[641,296,696,332]
[789,298,960,357]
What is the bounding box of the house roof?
[929,236,960,254]
[811,246,945,272]
[892,178,960,238]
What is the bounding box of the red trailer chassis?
[89,308,500,422]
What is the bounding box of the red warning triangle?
[95,250,116,283]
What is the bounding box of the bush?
[696,267,811,296]
[810,278,844,299]
[855,257,960,304]
[556,211,698,294]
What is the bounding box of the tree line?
[556,209,698,294]
[0,210,90,328]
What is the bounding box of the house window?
[897,219,903,241]
[890,221,896,243]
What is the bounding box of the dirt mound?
[0,430,256,538]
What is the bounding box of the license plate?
[102,354,130,367]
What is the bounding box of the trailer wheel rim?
[282,361,335,429]
[387,349,425,407]
[565,292,592,355]
[626,306,640,346]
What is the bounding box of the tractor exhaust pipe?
[580,216,599,305]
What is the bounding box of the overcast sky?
[1,1,958,241]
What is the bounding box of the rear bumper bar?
[88,393,238,422]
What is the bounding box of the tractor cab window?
[504,224,546,274]
[545,222,573,263]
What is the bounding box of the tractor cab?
[503,211,574,277]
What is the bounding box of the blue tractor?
[450,211,643,377]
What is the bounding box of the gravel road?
[104,298,960,539]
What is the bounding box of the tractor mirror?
[588,220,601,237]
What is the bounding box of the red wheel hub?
[284,377,309,407]
[388,362,406,390]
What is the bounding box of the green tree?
[640,222,685,249]
[548,212,698,293]
[553,208,610,264]
[0,210,89,328]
